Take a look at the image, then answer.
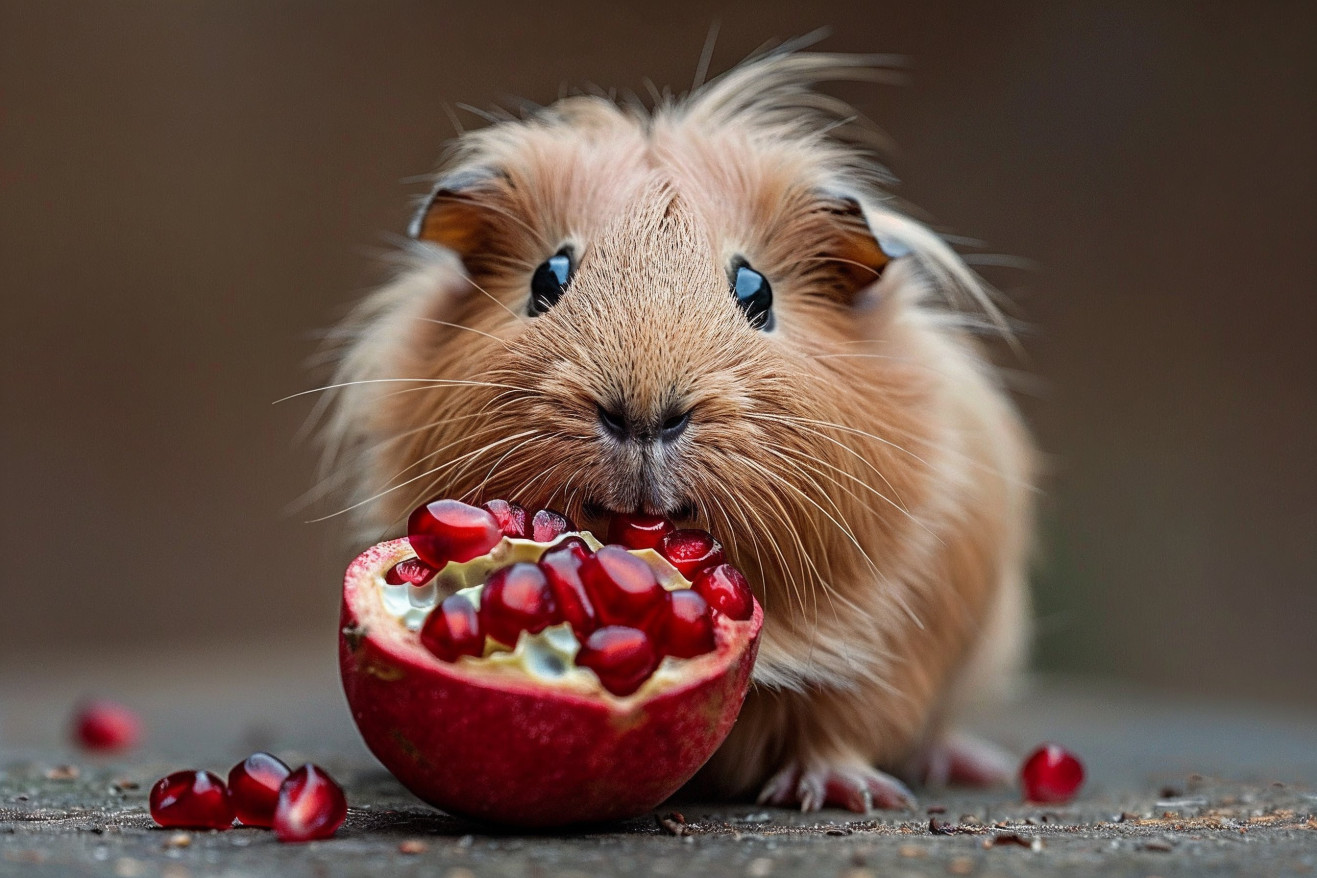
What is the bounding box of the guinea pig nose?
[658,407,693,443]
[596,404,630,441]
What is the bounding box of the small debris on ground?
[656,814,689,836]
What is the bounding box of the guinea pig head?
[325,55,995,632]
[497,187,760,518]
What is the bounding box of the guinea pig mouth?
[583,499,698,528]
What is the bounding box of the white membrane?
[374,533,704,697]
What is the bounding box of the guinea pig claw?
[758,762,915,813]
[819,765,915,813]
[755,764,802,807]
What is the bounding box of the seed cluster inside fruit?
[149,753,346,842]
[391,499,755,697]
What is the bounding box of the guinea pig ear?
[818,190,911,298]
[407,167,502,253]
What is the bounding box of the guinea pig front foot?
[756,760,915,814]
[905,731,1015,790]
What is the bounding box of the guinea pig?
[320,47,1035,812]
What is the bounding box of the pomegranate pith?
[538,541,597,638]
[272,764,348,843]
[228,752,292,828]
[575,626,661,696]
[659,529,725,578]
[482,499,528,538]
[407,499,502,570]
[72,699,141,752]
[149,770,235,830]
[1020,744,1085,803]
[607,512,674,550]
[692,563,755,621]
[529,508,574,542]
[385,557,437,586]
[658,590,716,658]
[580,545,668,629]
[420,594,485,662]
[479,562,559,646]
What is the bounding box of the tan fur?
[320,49,1034,806]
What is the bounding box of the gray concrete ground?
[2,644,1315,877]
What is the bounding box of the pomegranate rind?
[339,538,761,827]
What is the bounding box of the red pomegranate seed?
[607,512,675,550]
[149,770,235,830]
[72,699,141,752]
[406,499,502,570]
[538,541,597,639]
[384,556,437,586]
[548,535,591,559]
[1020,744,1085,803]
[691,563,755,621]
[529,507,575,542]
[227,752,291,827]
[272,764,347,843]
[658,590,716,658]
[575,626,660,696]
[420,594,486,662]
[580,546,668,629]
[479,562,560,646]
[482,499,528,538]
[659,529,725,578]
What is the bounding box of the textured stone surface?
[2,661,1315,877]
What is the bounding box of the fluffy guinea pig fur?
[320,48,1035,812]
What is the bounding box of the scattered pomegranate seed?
[72,699,141,752]
[272,764,347,843]
[479,562,560,646]
[657,590,716,658]
[538,540,597,639]
[227,752,291,827]
[607,512,674,551]
[407,499,502,570]
[482,499,528,538]
[420,594,486,662]
[149,770,235,830]
[1020,744,1085,803]
[691,563,755,621]
[384,556,437,586]
[529,508,575,542]
[580,545,668,629]
[659,529,725,578]
[575,626,660,696]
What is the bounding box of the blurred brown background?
[2,1,1313,707]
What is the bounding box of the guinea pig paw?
[755,764,802,808]
[912,731,1015,790]
[758,762,915,813]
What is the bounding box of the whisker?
[454,271,524,323]
[745,412,917,511]
[413,316,510,348]
[758,439,941,547]
[308,430,535,524]
[274,377,520,405]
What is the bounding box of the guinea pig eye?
[732,262,775,331]
[528,248,574,316]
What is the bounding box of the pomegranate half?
[339,532,762,827]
